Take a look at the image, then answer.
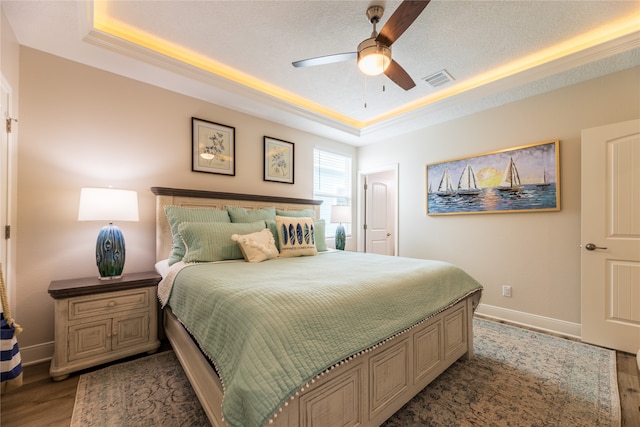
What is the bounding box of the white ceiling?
[3,1,640,146]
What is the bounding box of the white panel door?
[364,170,396,256]
[1,77,13,314]
[581,119,640,354]
[1,81,8,272]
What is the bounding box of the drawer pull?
[108,301,116,307]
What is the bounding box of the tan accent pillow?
[232,228,279,263]
[275,216,318,258]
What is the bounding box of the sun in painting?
[476,167,502,188]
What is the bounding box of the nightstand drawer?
[68,288,151,320]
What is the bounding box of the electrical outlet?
[502,285,512,297]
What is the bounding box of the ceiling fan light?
[357,38,391,76]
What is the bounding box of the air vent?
[422,69,455,88]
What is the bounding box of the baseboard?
[476,303,582,340]
[19,341,54,367]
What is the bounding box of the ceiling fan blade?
[292,52,357,68]
[376,0,430,47]
[384,59,416,90]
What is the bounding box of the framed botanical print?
[263,136,294,184]
[192,117,235,176]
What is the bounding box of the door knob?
[585,243,607,251]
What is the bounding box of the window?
[313,148,352,237]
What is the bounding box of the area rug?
[71,319,620,426]
[383,318,620,427]
[71,351,210,427]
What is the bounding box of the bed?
[152,186,483,427]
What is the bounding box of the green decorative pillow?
[314,219,327,252]
[231,228,279,263]
[275,216,318,258]
[275,208,316,218]
[228,206,278,247]
[164,206,231,265]
[179,221,266,263]
[227,206,276,223]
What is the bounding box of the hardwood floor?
[1,363,79,427]
[1,341,638,426]
[618,351,640,427]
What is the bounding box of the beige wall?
[359,66,640,332]
[1,8,19,86]
[16,47,356,358]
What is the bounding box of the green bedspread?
[163,251,483,427]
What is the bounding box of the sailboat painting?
[536,169,551,187]
[426,140,560,215]
[457,164,481,195]
[436,168,456,196]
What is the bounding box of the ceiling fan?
[292,1,430,91]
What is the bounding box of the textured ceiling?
[3,1,640,145]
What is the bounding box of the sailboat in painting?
[457,164,481,195]
[497,157,523,192]
[437,168,456,197]
[536,169,551,187]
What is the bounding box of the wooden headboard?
[151,187,322,262]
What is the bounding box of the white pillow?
[232,228,279,263]
[155,259,170,278]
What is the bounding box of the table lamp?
[78,187,139,279]
[330,205,351,251]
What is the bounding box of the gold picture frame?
[426,139,560,215]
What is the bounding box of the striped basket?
[0,263,22,394]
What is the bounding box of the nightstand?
[48,271,161,381]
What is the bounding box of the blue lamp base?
[96,223,126,279]
[335,223,345,251]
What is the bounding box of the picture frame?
[426,139,560,215]
[192,117,235,176]
[263,136,294,184]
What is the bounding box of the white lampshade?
[78,188,139,222]
[330,205,351,224]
